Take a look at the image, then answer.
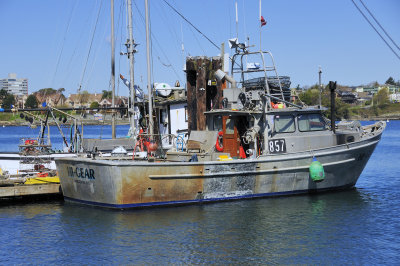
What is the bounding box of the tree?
[25,94,38,108]
[385,77,396,85]
[0,89,8,101]
[78,90,90,106]
[3,94,15,109]
[298,84,321,105]
[90,101,99,109]
[37,88,57,95]
[102,90,112,99]
[54,88,65,105]
[373,87,390,107]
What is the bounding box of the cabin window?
[213,115,222,131]
[274,115,295,133]
[225,118,235,134]
[298,113,327,132]
[160,109,167,124]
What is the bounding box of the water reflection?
[0,121,400,264]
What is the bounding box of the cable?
[358,0,400,52]
[162,0,220,50]
[132,0,181,80]
[351,0,400,61]
[78,0,103,93]
[51,0,78,88]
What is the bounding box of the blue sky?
[0,0,399,97]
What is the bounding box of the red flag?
[260,16,267,27]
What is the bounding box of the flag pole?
[259,0,262,50]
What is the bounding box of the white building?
[0,73,28,95]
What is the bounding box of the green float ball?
[309,158,325,182]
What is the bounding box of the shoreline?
[1,117,398,127]
[0,119,131,127]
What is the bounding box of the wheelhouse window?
[213,115,222,131]
[274,115,295,133]
[298,113,327,132]
[225,118,235,134]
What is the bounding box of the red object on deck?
[239,146,246,159]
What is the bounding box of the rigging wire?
[188,26,207,55]
[132,0,181,81]
[154,1,181,50]
[78,0,103,93]
[51,0,78,89]
[161,0,220,50]
[162,0,247,79]
[60,1,98,87]
[358,0,400,52]
[351,0,400,61]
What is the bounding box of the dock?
[0,183,61,198]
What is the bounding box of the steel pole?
[111,0,116,139]
[127,0,135,137]
[145,0,153,137]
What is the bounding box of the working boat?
[54,0,385,208]
[55,50,385,208]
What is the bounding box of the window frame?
[273,114,296,134]
[297,113,327,132]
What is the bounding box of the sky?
[0,0,399,97]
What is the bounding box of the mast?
[126,0,136,137]
[145,0,153,137]
[111,0,116,139]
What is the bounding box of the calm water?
[0,124,131,152]
[0,122,399,264]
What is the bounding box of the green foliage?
[298,84,321,106]
[373,88,390,107]
[322,98,350,120]
[385,77,396,85]
[25,94,38,108]
[37,88,57,95]
[90,101,99,109]
[102,90,112,100]
[78,90,90,104]
[2,94,15,109]
[0,89,8,101]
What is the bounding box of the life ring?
[215,131,224,152]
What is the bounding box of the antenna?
[319,66,322,108]
[181,22,185,72]
[235,1,239,39]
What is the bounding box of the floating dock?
[0,183,61,198]
[0,176,61,199]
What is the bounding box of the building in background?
[0,73,28,95]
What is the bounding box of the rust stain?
[271,166,278,192]
[118,164,205,204]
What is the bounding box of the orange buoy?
[215,131,224,152]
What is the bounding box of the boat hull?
[55,131,382,209]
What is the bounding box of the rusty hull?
[55,134,380,208]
